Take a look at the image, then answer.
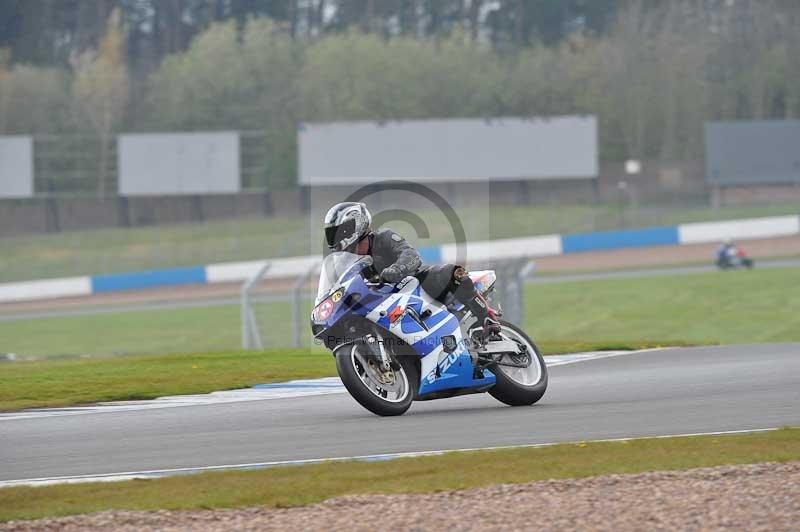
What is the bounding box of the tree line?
[1,0,799,189]
[1,1,620,70]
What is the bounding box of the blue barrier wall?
[4,214,798,303]
[91,266,208,293]
[561,226,680,254]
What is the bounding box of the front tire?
[488,321,548,406]
[335,343,418,416]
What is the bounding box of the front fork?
[365,333,394,372]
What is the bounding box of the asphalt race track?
[2,345,799,484]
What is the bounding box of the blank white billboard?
[119,132,240,196]
[706,120,800,185]
[299,116,597,185]
[0,136,34,198]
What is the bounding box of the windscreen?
[315,252,371,304]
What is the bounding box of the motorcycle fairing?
[313,257,496,396]
[363,277,496,396]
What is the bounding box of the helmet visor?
[325,218,356,250]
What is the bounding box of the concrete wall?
[712,184,800,205]
[0,191,297,238]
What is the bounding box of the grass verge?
[1,428,798,523]
[3,267,798,359]
[0,349,331,412]
[0,341,666,412]
[525,268,800,346]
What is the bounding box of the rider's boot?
[476,303,502,342]
[481,314,502,341]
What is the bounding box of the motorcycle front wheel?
[488,321,548,406]
[335,343,419,416]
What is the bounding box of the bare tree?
[72,8,129,198]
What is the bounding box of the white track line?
[0,348,667,422]
[0,427,779,489]
[545,348,667,366]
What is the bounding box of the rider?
[716,239,735,264]
[716,238,753,269]
[717,238,745,263]
[323,201,502,341]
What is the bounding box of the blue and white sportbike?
[311,252,548,416]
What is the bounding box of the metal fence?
[34,135,116,196]
[29,131,271,197]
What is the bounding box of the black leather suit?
[366,229,462,303]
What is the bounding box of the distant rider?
[323,202,502,341]
[716,239,753,269]
[717,239,733,260]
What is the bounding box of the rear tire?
[335,343,418,416]
[488,321,548,407]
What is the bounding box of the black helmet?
[323,202,372,252]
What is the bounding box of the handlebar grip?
[365,274,384,288]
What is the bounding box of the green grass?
[1,305,246,358]
[1,267,797,360]
[0,349,334,411]
[1,428,798,523]
[1,202,797,282]
[1,268,796,411]
[524,268,800,345]
[0,216,311,283]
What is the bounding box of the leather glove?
[380,265,404,283]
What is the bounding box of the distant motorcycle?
[716,244,754,270]
[310,252,547,416]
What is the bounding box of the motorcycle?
[716,248,754,270]
[311,252,548,416]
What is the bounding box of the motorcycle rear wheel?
[335,343,419,416]
[488,321,548,407]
